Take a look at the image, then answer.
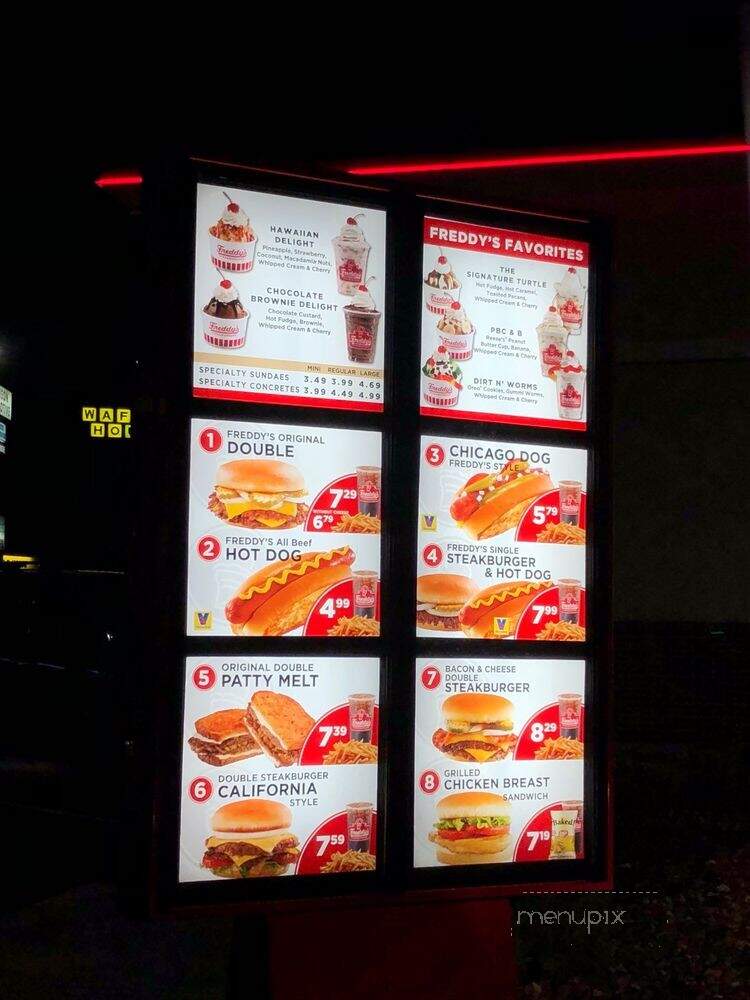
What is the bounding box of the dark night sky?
[1,10,748,621]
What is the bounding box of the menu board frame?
[140,162,612,913]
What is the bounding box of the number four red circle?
[422,544,444,567]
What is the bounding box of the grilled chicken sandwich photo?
[201,799,299,878]
[432,693,517,763]
[429,791,512,865]
[187,708,262,766]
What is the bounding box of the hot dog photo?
[187,419,382,637]
[417,435,587,641]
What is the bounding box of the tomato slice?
[437,826,504,841]
[202,852,232,868]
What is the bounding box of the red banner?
[424,216,590,266]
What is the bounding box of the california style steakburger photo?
[432,693,517,762]
[449,460,553,540]
[208,459,308,530]
[416,573,479,632]
[201,799,299,878]
[429,791,512,865]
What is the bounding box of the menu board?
[417,435,587,642]
[187,418,382,639]
[420,216,589,430]
[180,656,380,881]
[413,657,585,868]
[193,183,386,411]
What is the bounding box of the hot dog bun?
[458,580,550,639]
[458,472,553,540]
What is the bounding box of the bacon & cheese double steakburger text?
[458,579,549,639]
[432,693,517,763]
[450,460,553,540]
[201,799,299,878]
[208,459,308,530]
[225,546,355,636]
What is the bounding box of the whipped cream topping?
[221,202,250,228]
[537,305,566,332]
[555,267,585,301]
[560,349,584,373]
[338,216,366,242]
[212,280,240,303]
[349,284,377,310]
[439,301,472,334]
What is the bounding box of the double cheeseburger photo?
[201,799,300,878]
[416,574,550,639]
[432,693,518,762]
[208,459,308,530]
[449,459,553,540]
[225,545,355,636]
[429,792,512,865]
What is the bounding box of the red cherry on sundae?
[437,345,448,354]
[227,202,240,213]
[567,267,576,273]
[437,255,448,264]
[346,217,357,225]
[449,300,460,310]
[358,283,368,291]
[220,279,232,289]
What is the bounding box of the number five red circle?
[419,770,440,794]
[197,536,221,561]
[192,665,216,690]
[189,777,213,802]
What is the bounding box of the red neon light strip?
[95,174,144,188]
[348,143,750,176]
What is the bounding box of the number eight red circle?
[419,770,440,794]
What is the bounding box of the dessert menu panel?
[417,435,587,642]
[420,216,590,430]
[180,656,380,881]
[413,657,585,868]
[187,418,382,639]
[193,183,386,412]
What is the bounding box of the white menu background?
[180,656,380,882]
[413,657,585,868]
[194,183,387,410]
[187,418,381,637]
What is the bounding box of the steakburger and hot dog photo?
[188,419,381,637]
[413,657,586,868]
[180,657,381,882]
[417,434,587,641]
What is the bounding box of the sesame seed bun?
[215,460,305,495]
[441,693,514,725]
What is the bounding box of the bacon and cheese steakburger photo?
[458,579,550,639]
[225,545,355,636]
[432,693,517,762]
[208,459,308,530]
[201,799,299,878]
[449,460,553,540]
[416,573,479,632]
[245,690,314,767]
[429,792,512,866]
[188,709,261,766]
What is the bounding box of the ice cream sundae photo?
[536,305,568,378]
[437,300,475,361]
[202,274,249,349]
[422,345,463,408]
[424,250,461,314]
[553,350,586,421]
[332,214,371,295]
[554,267,586,332]
[209,192,257,273]
[343,278,381,364]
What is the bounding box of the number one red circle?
[199,428,222,452]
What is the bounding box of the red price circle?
[188,777,213,803]
[424,443,446,467]
[197,535,221,561]
[421,665,442,690]
[192,664,217,690]
[419,770,440,794]
[199,427,222,452]
[422,544,444,568]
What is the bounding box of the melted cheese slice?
[206,833,292,855]
[223,499,298,521]
[462,747,498,762]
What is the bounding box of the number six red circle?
[189,777,213,802]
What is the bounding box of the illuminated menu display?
[187,418,382,639]
[180,656,380,881]
[417,434,587,642]
[420,216,590,430]
[193,183,386,411]
[413,657,585,868]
